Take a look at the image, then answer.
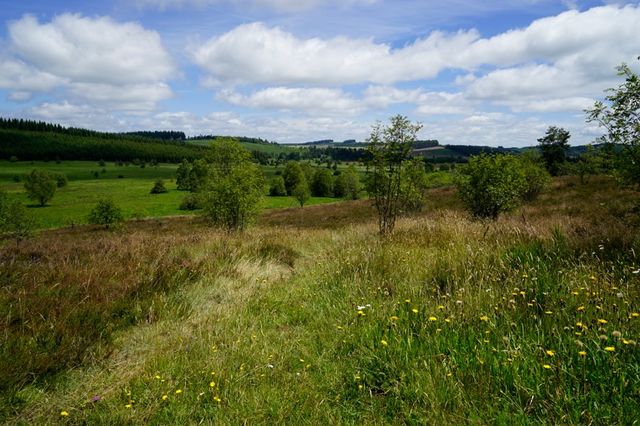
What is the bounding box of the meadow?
[0,161,347,229]
[1,176,638,424]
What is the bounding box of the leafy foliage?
[200,139,265,230]
[366,115,422,234]
[455,153,527,220]
[293,178,311,208]
[311,168,334,197]
[23,169,56,206]
[283,162,305,196]
[334,165,362,200]
[88,198,124,229]
[586,61,640,187]
[0,192,34,244]
[538,126,570,176]
[269,176,287,196]
[519,152,551,201]
[150,179,168,194]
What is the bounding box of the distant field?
[187,139,301,155]
[0,161,345,229]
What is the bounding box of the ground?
[1,176,639,424]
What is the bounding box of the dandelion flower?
[162,395,168,401]
[577,306,585,311]
[358,384,364,390]
[154,375,161,379]
[437,305,445,310]
[381,340,388,346]
[545,350,555,357]
[411,308,419,314]
[125,404,132,409]
[604,346,615,352]
[213,396,222,403]
[444,318,451,323]
[631,313,639,318]
[480,316,489,322]
[357,310,365,317]
[428,316,437,322]
[598,319,608,324]
[578,351,587,357]
[60,411,69,417]
[175,389,182,394]
[209,381,216,388]
[405,299,411,304]
[544,311,553,315]
[390,316,399,321]
[543,364,552,370]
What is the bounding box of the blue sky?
[0,0,638,145]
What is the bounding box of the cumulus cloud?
[0,56,65,99]
[192,22,478,85]
[193,4,640,92]
[3,14,175,110]
[218,87,363,114]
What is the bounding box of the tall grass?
[2,176,639,424]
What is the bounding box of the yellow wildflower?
[480,315,489,322]
[411,308,418,314]
[381,340,388,346]
[437,305,445,310]
[604,346,615,352]
[162,395,168,401]
[213,396,222,403]
[390,316,399,321]
[577,306,585,311]
[578,351,587,357]
[598,319,608,324]
[543,364,552,369]
[125,404,132,409]
[545,350,555,357]
[60,411,69,417]
[428,316,437,322]
[175,389,182,394]
[209,381,216,388]
[357,310,365,316]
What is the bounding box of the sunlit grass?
[2,176,639,424]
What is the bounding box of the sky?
[0,0,638,146]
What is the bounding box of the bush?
[23,169,56,206]
[269,176,287,196]
[455,153,526,220]
[53,172,68,188]
[0,192,34,244]
[311,168,334,197]
[88,199,123,229]
[179,193,201,210]
[150,179,168,194]
[200,139,265,230]
[293,178,311,207]
[518,153,551,201]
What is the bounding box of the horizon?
[0,1,639,146]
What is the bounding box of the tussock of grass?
[2,176,639,424]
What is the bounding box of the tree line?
[0,129,207,163]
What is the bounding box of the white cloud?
[192,4,640,93]
[192,22,478,85]
[363,86,471,114]
[9,14,175,85]
[4,14,175,110]
[0,56,65,99]
[218,87,363,114]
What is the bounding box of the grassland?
[1,176,638,424]
[0,161,345,229]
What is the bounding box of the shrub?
[455,153,526,220]
[311,168,334,197]
[150,179,168,194]
[53,172,68,188]
[293,178,311,207]
[23,169,56,206]
[269,176,287,196]
[366,115,422,234]
[88,199,123,229]
[518,153,551,201]
[179,193,201,210]
[200,139,265,230]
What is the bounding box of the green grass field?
[0,161,345,229]
[1,176,638,424]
